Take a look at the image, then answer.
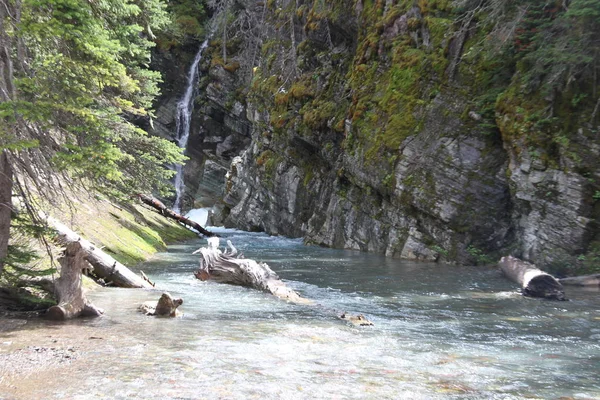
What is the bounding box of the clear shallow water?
[3,228,600,399]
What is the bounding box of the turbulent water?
[2,227,600,399]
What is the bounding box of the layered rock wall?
[150,41,251,213]
[164,1,600,272]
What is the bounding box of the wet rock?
[139,293,183,317]
[339,313,374,327]
[149,43,250,213]
[503,144,596,267]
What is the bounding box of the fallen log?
[139,292,183,317]
[137,194,216,237]
[498,256,566,300]
[559,274,600,287]
[46,216,154,289]
[46,242,104,320]
[193,237,312,304]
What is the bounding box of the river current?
[2,226,600,399]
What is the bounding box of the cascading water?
[173,38,210,213]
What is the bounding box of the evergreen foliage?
[156,0,208,49]
[0,0,194,274]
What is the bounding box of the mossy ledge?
[1,193,196,313]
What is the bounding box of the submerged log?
[498,256,566,300]
[137,194,216,237]
[46,216,153,289]
[559,274,600,287]
[193,238,312,304]
[47,242,104,320]
[139,292,183,317]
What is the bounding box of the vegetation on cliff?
[0,0,206,297]
[216,0,599,273]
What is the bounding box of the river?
[1,227,599,399]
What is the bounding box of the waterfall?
[173,38,210,213]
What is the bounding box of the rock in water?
[340,313,374,327]
[139,292,183,317]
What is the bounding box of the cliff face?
[191,0,598,272]
[149,39,251,213]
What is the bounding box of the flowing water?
[1,227,600,399]
[172,39,210,213]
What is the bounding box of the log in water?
[2,228,599,399]
[193,237,311,304]
[560,273,600,287]
[498,255,566,300]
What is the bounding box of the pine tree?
[0,0,187,274]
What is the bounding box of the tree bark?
[0,0,17,101]
[0,150,12,275]
[559,274,600,287]
[137,194,216,237]
[46,216,154,289]
[498,256,566,300]
[193,238,311,304]
[46,242,104,320]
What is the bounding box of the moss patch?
[65,198,197,266]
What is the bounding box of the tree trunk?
[559,274,600,287]
[137,194,216,237]
[0,150,12,275]
[0,1,17,101]
[46,216,154,289]
[498,256,566,300]
[194,238,311,304]
[46,242,104,320]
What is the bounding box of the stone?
[139,293,183,317]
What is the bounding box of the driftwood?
[193,238,311,304]
[139,292,183,317]
[499,256,566,300]
[138,194,216,237]
[140,270,156,287]
[46,242,104,320]
[46,216,154,289]
[560,274,600,287]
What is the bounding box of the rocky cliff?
[167,0,600,273]
[149,37,251,214]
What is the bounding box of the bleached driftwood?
[498,256,566,300]
[46,216,153,289]
[139,292,183,317]
[193,238,311,304]
[46,242,104,320]
[559,274,600,287]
